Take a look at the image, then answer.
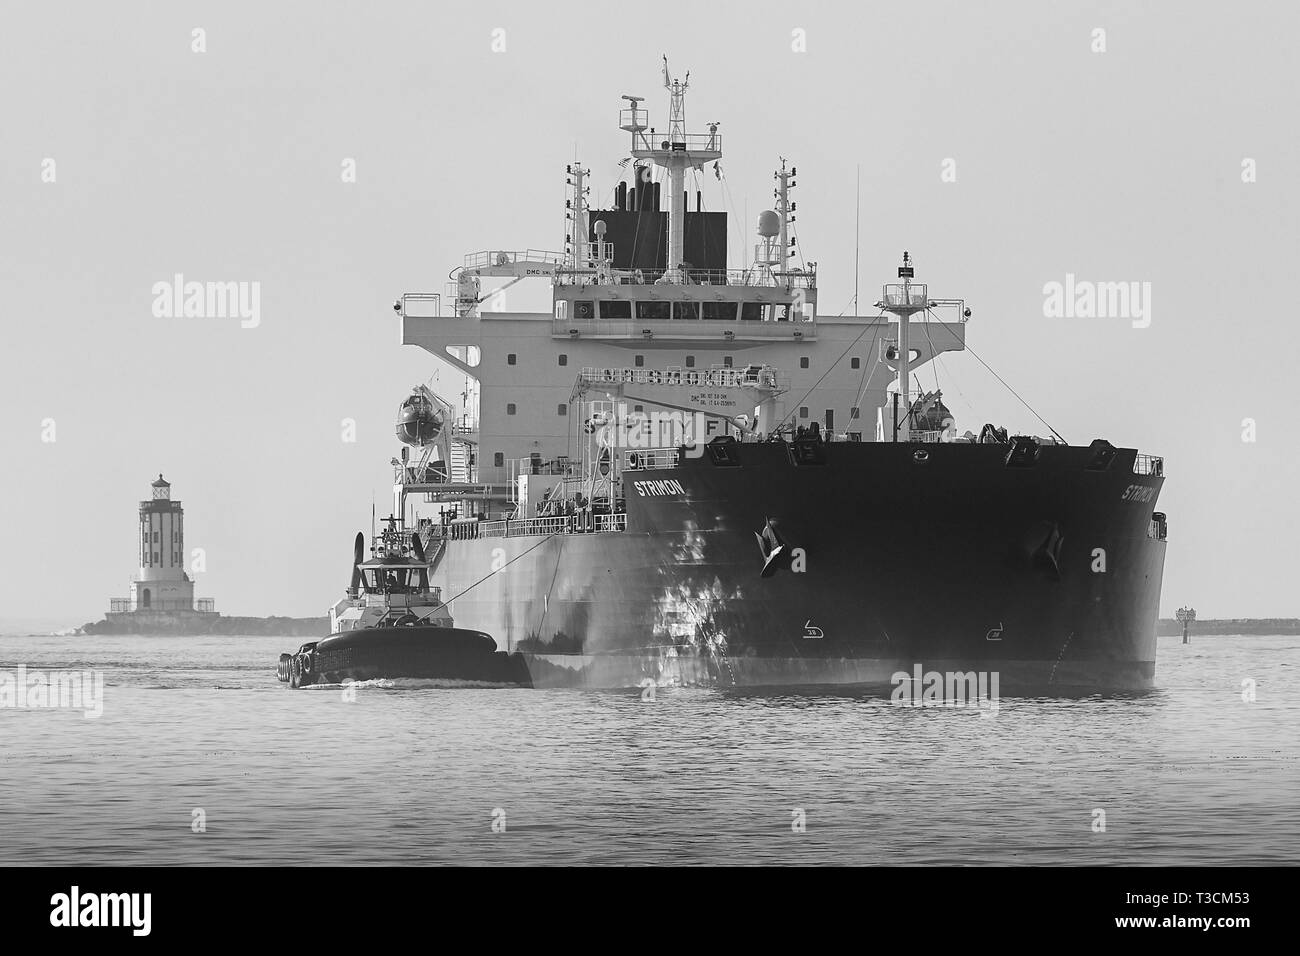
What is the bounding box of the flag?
[662,55,671,89]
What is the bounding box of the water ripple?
[1,634,1296,865]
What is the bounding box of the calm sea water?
[1,633,1296,865]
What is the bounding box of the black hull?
[431,441,1167,691]
[277,626,533,688]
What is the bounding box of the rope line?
[924,308,1066,444]
[438,532,560,607]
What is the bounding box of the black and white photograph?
[1,0,1293,935]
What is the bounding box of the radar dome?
[594,219,607,237]
[757,210,780,238]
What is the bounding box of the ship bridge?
[392,65,970,502]
[553,266,817,342]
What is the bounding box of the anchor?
[754,518,793,578]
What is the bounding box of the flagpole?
[854,164,860,315]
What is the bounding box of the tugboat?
[276,519,531,688]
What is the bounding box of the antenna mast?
[565,162,590,268]
[774,159,795,277]
[622,58,721,283]
[854,165,860,313]
[875,251,928,441]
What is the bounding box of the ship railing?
[556,266,816,290]
[436,513,628,540]
[444,521,498,541]
[507,516,572,537]
[594,513,627,533]
[1133,454,1165,476]
[401,464,450,485]
[462,249,567,272]
[879,283,929,307]
[107,598,216,613]
[630,131,723,154]
[622,448,681,470]
[507,456,574,478]
[906,429,947,444]
[555,318,815,339]
[396,292,445,318]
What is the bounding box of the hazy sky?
[3,1,1297,629]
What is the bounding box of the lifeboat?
[395,385,445,446]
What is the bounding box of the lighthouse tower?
[128,474,196,612]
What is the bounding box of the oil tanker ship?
[366,63,1167,690]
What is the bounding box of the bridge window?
[799,407,809,419]
[740,302,764,321]
[558,404,567,416]
[851,407,861,419]
[723,356,733,367]
[558,354,568,366]
[702,302,737,320]
[635,355,644,367]
[601,300,632,319]
[494,452,504,467]
[635,301,671,320]
[686,355,695,367]
[507,353,516,365]
[851,357,860,369]
[507,403,516,415]
[673,301,699,320]
[800,356,809,368]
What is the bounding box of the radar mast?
[620,56,722,283]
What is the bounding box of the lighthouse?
[125,474,199,612]
[89,474,327,636]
